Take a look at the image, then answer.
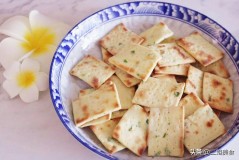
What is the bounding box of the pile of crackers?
[70,23,233,157]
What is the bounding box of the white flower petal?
[2,80,22,98]
[18,50,34,62]
[0,16,30,41]
[19,84,39,103]
[3,61,20,80]
[36,72,48,91]
[0,37,27,69]
[20,58,40,72]
[29,10,71,45]
[31,45,56,73]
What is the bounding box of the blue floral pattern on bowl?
[49,1,239,159]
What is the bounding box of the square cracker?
[154,64,190,76]
[179,92,204,118]
[99,23,144,55]
[184,104,226,150]
[78,88,111,128]
[78,88,95,98]
[132,77,185,108]
[70,55,115,88]
[90,119,125,154]
[149,43,195,67]
[101,47,141,87]
[112,105,148,156]
[108,43,161,81]
[108,75,135,109]
[72,81,121,127]
[184,65,203,99]
[140,22,174,46]
[202,72,233,113]
[194,60,230,78]
[148,106,184,157]
[176,32,224,66]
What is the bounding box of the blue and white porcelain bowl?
[49,1,239,159]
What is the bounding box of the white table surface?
[0,0,239,160]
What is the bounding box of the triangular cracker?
[111,110,127,119]
[175,76,187,83]
[184,104,226,150]
[115,69,141,87]
[108,75,135,109]
[202,72,233,113]
[148,106,184,157]
[81,114,111,128]
[91,119,125,154]
[176,32,224,66]
[70,55,115,88]
[140,22,174,46]
[154,64,190,76]
[133,77,185,108]
[184,66,203,99]
[161,36,176,43]
[194,60,230,78]
[72,81,121,127]
[152,74,177,84]
[213,109,221,117]
[143,106,150,113]
[112,105,148,156]
[149,43,195,67]
[179,92,204,118]
[99,23,144,55]
[109,43,161,81]
[101,47,113,64]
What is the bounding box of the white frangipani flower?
[0,10,70,72]
[3,58,48,103]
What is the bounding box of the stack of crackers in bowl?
[70,22,233,157]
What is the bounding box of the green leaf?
[226,98,230,102]
[164,147,171,155]
[174,92,180,97]
[155,151,161,156]
[163,132,167,138]
[136,121,141,127]
[128,126,132,131]
[208,95,212,101]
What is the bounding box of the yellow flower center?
[21,27,55,57]
[17,71,36,88]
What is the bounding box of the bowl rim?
[49,1,239,159]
